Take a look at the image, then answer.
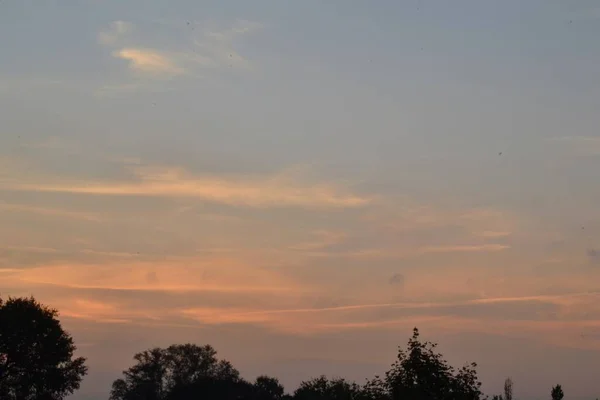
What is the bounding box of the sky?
[1,0,600,399]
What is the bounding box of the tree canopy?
[551,384,564,400]
[294,376,363,400]
[109,343,250,400]
[363,328,483,400]
[0,296,88,400]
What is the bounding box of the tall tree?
[503,378,513,400]
[369,327,483,400]
[0,296,88,400]
[551,384,564,400]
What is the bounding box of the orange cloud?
[418,244,510,254]
[5,256,600,350]
[0,202,101,222]
[96,18,261,85]
[4,260,307,295]
[5,165,371,209]
[173,292,600,349]
[365,202,519,236]
[113,48,186,76]
[55,299,131,324]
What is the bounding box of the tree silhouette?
[0,296,88,400]
[366,327,483,400]
[293,376,363,400]
[551,384,564,400]
[503,378,513,400]
[109,343,246,400]
[254,376,286,400]
[109,328,487,400]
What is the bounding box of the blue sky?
[1,1,600,399]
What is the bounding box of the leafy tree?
[503,378,513,400]
[254,375,286,400]
[109,344,243,400]
[294,376,363,400]
[0,296,88,400]
[368,327,483,400]
[551,384,564,400]
[361,376,390,400]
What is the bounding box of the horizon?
[1,1,600,399]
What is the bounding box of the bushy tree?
[109,344,244,400]
[254,376,286,400]
[0,296,88,400]
[294,376,363,400]
[367,327,483,400]
[551,384,564,400]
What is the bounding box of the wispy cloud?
[191,19,262,70]
[418,244,510,254]
[97,18,261,83]
[2,245,59,254]
[5,261,307,294]
[365,202,518,236]
[4,165,372,209]
[0,268,20,274]
[57,299,131,324]
[179,292,597,316]
[177,291,600,338]
[113,48,186,76]
[0,202,101,222]
[99,20,188,79]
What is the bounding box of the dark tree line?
[0,296,575,400]
[108,328,483,400]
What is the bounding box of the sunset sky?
[1,1,600,399]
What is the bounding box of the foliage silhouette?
[293,376,363,400]
[254,375,286,400]
[551,384,564,400]
[109,343,247,400]
[503,378,513,400]
[0,296,88,400]
[109,327,486,400]
[364,328,483,400]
